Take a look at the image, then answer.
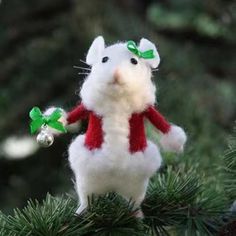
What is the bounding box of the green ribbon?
[127,40,155,59]
[29,107,67,134]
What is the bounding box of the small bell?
[36,126,54,148]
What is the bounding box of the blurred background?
[0,0,235,214]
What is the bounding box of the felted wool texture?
[66,104,173,153]
[43,107,68,135]
[84,112,103,150]
[69,37,162,213]
[44,107,79,134]
[44,36,187,214]
[144,106,171,134]
[68,135,162,213]
[160,125,187,153]
[67,104,89,123]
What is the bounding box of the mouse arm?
[66,103,89,124]
[144,106,187,153]
[44,103,89,135]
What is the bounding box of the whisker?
[80,59,90,66]
[78,72,89,75]
[73,66,91,71]
[152,69,159,72]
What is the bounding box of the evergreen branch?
[0,160,235,236]
[223,148,236,201]
[0,194,147,236]
[217,127,236,234]
[143,167,201,226]
[143,167,225,236]
[0,194,91,236]
[78,193,147,236]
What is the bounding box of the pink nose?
[113,69,121,84]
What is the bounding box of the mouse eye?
[130,58,138,65]
[102,56,109,63]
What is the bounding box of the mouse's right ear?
[86,36,105,65]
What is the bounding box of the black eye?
[130,58,138,65]
[102,56,109,63]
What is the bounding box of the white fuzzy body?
[45,37,187,215]
[69,87,161,212]
[69,135,161,211]
[68,39,162,213]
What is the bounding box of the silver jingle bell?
[36,128,54,148]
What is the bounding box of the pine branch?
[0,194,146,236]
[218,126,236,235]
[0,168,229,236]
[143,166,225,236]
[0,194,91,236]
[222,129,236,202]
[78,193,146,236]
[1,127,236,236]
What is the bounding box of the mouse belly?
[101,113,130,154]
[68,134,162,195]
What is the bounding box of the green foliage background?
[0,0,235,234]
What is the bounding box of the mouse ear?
[86,36,105,65]
[139,38,160,68]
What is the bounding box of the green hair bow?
[127,40,155,59]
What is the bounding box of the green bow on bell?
[29,107,67,134]
[127,40,155,59]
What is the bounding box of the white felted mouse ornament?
[29,36,187,217]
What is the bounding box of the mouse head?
[80,36,160,114]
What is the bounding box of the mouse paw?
[160,125,187,153]
[133,209,144,219]
[75,204,88,216]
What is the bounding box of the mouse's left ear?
[86,36,105,65]
[139,38,160,68]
